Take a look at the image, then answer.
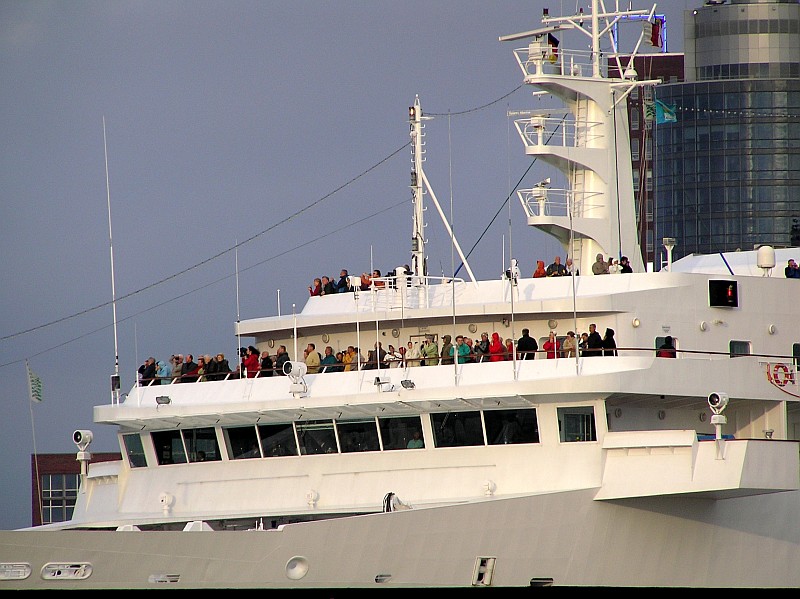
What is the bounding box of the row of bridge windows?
[121,406,599,468]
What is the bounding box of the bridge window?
[337,418,380,453]
[431,411,484,447]
[485,409,540,445]
[151,429,187,465]
[184,427,221,463]
[258,423,298,457]
[225,426,261,459]
[122,433,147,468]
[297,420,337,455]
[378,415,424,450]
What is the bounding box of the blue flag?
[654,99,677,124]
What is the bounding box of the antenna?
[292,304,298,364]
[103,117,120,404]
[235,242,241,356]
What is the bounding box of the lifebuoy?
[772,363,794,387]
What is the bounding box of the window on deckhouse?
[258,423,298,457]
[225,426,261,459]
[151,429,187,465]
[557,406,597,443]
[123,433,147,468]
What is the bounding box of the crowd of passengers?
[137,345,289,386]
[309,255,637,296]
[308,266,411,296]
[137,323,632,386]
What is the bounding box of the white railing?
[513,115,604,150]
[516,187,603,219]
[512,47,597,80]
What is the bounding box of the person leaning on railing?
[156,360,171,384]
[138,357,157,386]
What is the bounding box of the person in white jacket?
[404,340,421,367]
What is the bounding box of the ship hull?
[3,487,800,589]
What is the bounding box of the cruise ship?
[2,1,800,589]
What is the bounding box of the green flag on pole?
[26,361,43,403]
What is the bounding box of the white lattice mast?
[409,96,426,278]
[408,96,477,284]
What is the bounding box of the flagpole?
[29,393,43,525]
[26,360,44,524]
[103,117,121,404]
[235,241,241,359]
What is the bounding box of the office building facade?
[654,0,800,264]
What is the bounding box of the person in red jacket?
[543,331,559,359]
[242,345,260,378]
[489,332,505,362]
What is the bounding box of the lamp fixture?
[156,396,171,405]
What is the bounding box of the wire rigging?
[0,201,408,370]
[454,115,567,277]
[3,84,527,344]
[1,142,409,342]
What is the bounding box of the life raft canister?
[772,363,795,387]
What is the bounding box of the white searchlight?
[284,361,308,395]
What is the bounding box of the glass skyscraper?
[654,0,800,265]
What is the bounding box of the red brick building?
[30,452,120,527]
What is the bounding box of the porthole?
[286,556,309,580]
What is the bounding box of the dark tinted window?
[151,429,186,465]
[485,409,539,445]
[431,411,484,447]
[258,423,298,457]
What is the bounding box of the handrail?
[134,348,798,387]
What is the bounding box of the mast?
[103,117,121,404]
[409,96,426,279]
[409,96,478,284]
[501,0,662,276]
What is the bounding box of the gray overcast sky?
[0,0,690,529]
